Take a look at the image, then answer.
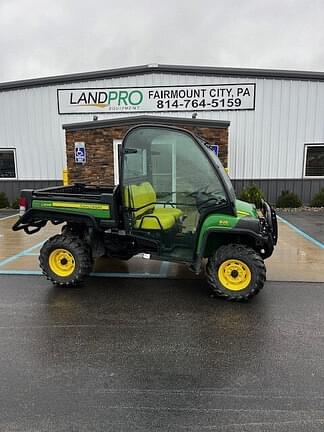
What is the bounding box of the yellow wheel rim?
[218,259,252,291]
[49,249,76,277]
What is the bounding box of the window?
[151,141,173,198]
[124,148,147,183]
[0,149,16,179]
[304,145,324,177]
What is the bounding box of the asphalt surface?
[0,210,18,219]
[0,276,324,431]
[278,210,324,244]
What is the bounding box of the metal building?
[1,64,324,203]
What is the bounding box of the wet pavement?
[278,209,324,244]
[1,211,324,430]
[266,219,324,282]
[0,276,324,431]
[1,214,324,282]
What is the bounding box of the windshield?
[202,144,236,205]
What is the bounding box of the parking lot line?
[0,213,18,221]
[0,240,171,278]
[160,261,170,277]
[0,270,42,275]
[91,272,167,279]
[0,269,169,278]
[0,241,45,268]
[277,215,324,249]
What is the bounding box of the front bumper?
[260,200,278,246]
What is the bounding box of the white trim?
[142,149,148,176]
[113,139,122,185]
[303,143,324,178]
[0,148,17,180]
[227,126,230,174]
[171,141,176,202]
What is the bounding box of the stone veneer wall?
[65,124,228,185]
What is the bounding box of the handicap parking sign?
[212,144,219,156]
[75,142,86,163]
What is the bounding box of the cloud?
[0,0,324,82]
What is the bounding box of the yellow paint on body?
[52,201,109,211]
[237,210,250,217]
[218,220,229,225]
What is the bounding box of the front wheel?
[39,234,93,286]
[206,244,266,301]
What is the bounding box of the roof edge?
[62,115,230,131]
[2,64,324,92]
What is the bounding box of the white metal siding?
[1,72,324,180]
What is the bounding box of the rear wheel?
[206,244,266,301]
[39,234,92,286]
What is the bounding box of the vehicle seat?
[141,182,183,219]
[124,182,183,230]
[134,213,176,230]
[154,206,183,219]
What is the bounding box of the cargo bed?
[12,183,119,234]
[32,183,116,199]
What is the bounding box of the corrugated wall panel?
[233,179,324,205]
[1,72,324,181]
[0,180,62,203]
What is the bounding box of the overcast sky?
[0,0,324,83]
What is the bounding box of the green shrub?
[0,192,9,208]
[310,188,324,207]
[239,184,264,208]
[276,190,302,208]
[11,198,19,209]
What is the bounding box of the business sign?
[57,83,255,114]
[74,142,86,163]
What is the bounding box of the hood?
[235,199,258,218]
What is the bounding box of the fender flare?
[197,227,271,258]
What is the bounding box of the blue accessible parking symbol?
[75,142,86,163]
[211,144,219,156]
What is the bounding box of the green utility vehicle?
[13,125,277,300]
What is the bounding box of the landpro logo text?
[69,90,143,108]
[57,83,255,114]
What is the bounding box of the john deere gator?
[13,124,277,300]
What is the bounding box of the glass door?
[151,141,176,204]
[121,126,229,261]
